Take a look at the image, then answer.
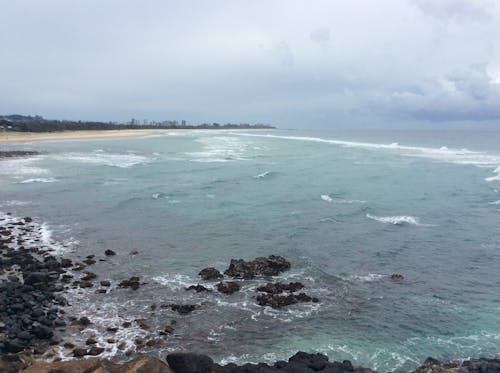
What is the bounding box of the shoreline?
[0,128,265,143]
[0,129,179,143]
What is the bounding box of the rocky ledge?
[0,151,42,159]
[1,353,499,373]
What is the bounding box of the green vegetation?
[0,115,275,132]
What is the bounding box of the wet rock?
[60,258,72,267]
[390,273,404,280]
[79,281,93,288]
[88,346,105,356]
[186,284,212,292]
[24,272,48,285]
[256,282,304,294]
[216,281,241,294]
[163,325,175,334]
[162,304,198,315]
[81,271,97,281]
[119,276,140,290]
[72,347,88,357]
[167,352,214,373]
[198,267,223,280]
[72,316,91,327]
[107,326,118,332]
[100,280,111,287]
[256,292,319,308]
[224,255,291,279]
[104,249,116,256]
[82,258,96,266]
[86,337,97,345]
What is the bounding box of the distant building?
[181,120,186,127]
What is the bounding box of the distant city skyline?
[1,0,500,129]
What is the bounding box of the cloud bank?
[0,0,499,128]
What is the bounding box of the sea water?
[1,129,499,371]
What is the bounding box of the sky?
[1,0,500,128]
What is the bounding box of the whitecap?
[321,195,333,202]
[350,273,385,282]
[186,136,250,163]
[232,133,500,181]
[488,200,500,205]
[151,273,195,290]
[366,213,421,226]
[49,151,149,168]
[254,171,270,179]
[19,177,58,184]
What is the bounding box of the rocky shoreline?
[1,211,499,372]
[1,352,499,372]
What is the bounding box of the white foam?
[0,212,73,254]
[186,136,250,163]
[19,177,58,184]
[151,273,195,290]
[49,151,149,168]
[350,273,385,282]
[489,200,500,205]
[233,133,500,182]
[254,171,270,179]
[321,194,333,202]
[366,213,422,226]
[0,157,49,177]
[0,200,31,207]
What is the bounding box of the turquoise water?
[1,129,499,371]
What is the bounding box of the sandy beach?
[0,129,173,143]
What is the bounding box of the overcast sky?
[1,0,500,128]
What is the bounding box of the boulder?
[186,284,211,292]
[198,267,223,280]
[119,276,140,290]
[256,293,319,308]
[166,352,214,373]
[216,281,241,294]
[224,255,290,279]
[256,282,304,294]
[105,249,116,256]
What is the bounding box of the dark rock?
[72,347,88,357]
[216,281,241,294]
[104,249,116,256]
[186,284,212,292]
[100,280,111,287]
[163,325,174,334]
[24,272,48,285]
[81,271,97,281]
[257,282,304,294]
[224,255,291,279]
[199,267,223,280]
[60,258,72,267]
[119,276,140,290]
[87,346,105,356]
[163,304,198,315]
[79,281,93,288]
[86,337,97,345]
[167,352,214,373]
[256,292,319,308]
[390,273,404,280]
[106,326,118,332]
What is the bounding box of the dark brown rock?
[256,292,319,308]
[198,267,223,280]
[256,282,304,294]
[216,281,241,294]
[224,255,290,279]
[119,276,140,290]
[186,284,212,292]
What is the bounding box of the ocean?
[1,129,499,371]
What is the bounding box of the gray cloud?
[0,0,499,127]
